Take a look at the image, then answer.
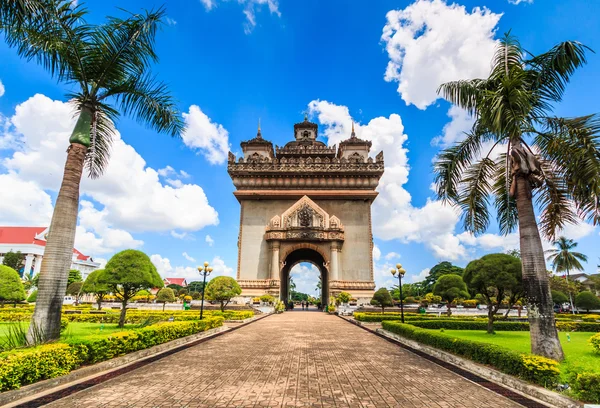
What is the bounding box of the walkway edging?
[1,313,271,408]
[338,316,580,408]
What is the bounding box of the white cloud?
[157,166,175,177]
[289,263,321,295]
[385,252,401,260]
[165,17,177,25]
[151,254,233,281]
[199,0,280,34]
[205,235,215,246]
[381,0,501,109]
[0,79,4,97]
[171,231,188,239]
[411,268,430,283]
[309,99,467,260]
[182,105,230,165]
[372,245,381,261]
[432,106,474,147]
[165,178,183,188]
[508,0,532,4]
[560,221,595,241]
[2,94,219,235]
[0,172,53,225]
[182,252,196,262]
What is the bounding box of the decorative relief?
[348,152,365,163]
[269,215,281,229]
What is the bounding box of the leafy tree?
[0,265,26,306]
[205,276,242,312]
[2,251,25,273]
[336,291,351,304]
[370,288,393,313]
[505,249,521,259]
[424,262,464,292]
[189,291,201,300]
[433,275,469,316]
[156,288,175,311]
[435,33,599,360]
[187,281,205,293]
[546,236,588,314]
[551,290,569,305]
[422,292,442,306]
[290,290,309,302]
[0,2,184,343]
[167,284,183,292]
[99,250,163,327]
[67,269,83,287]
[66,282,83,305]
[82,269,110,310]
[574,291,600,313]
[463,254,523,333]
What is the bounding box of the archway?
[280,248,329,306]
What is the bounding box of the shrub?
[0,265,26,305]
[590,333,600,353]
[259,294,274,304]
[409,320,530,331]
[26,290,37,303]
[0,317,223,391]
[382,321,560,387]
[336,292,351,304]
[205,276,241,312]
[370,288,393,313]
[570,372,600,403]
[575,291,600,313]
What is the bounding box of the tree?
[574,291,600,313]
[433,275,469,316]
[463,254,523,333]
[67,269,83,287]
[66,282,83,305]
[99,250,163,327]
[2,251,25,273]
[0,2,184,343]
[82,269,110,310]
[546,236,588,314]
[156,288,176,311]
[205,276,241,312]
[551,290,569,306]
[167,284,183,292]
[370,288,393,314]
[187,281,205,294]
[424,262,464,292]
[336,292,351,304]
[0,265,26,306]
[435,33,599,360]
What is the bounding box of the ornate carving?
[269,215,281,229]
[329,215,342,230]
[348,152,364,163]
[297,205,313,227]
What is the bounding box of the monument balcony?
[265,227,344,242]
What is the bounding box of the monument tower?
[228,117,384,305]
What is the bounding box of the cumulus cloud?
[199,0,280,34]
[0,173,53,225]
[381,0,501,109]
[205,235,215,246]
[182,105,230,165]
[151,254,233,281]
[411,268,430,283]
[385,252,401,260]
[432,106,474,147]
[289,263,321,295]
[372,245,381,261]
[182,252,196,262]
[508,0,532,4]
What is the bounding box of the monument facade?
[228,117,384,305]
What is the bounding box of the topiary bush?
[0,265,26,306]
[26,290,37,303]
[570,372,600,403]
[590,332,600,353]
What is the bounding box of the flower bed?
[0,317,223,391]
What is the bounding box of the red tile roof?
[0,226,91,260]
[164,277,187,287]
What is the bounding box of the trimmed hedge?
[570,372,600,403]
[0,317,223,391]
[409,320,530,331]
[381,321,560,387]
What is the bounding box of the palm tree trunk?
[27,142,87,343]
[565,268,575,314]
[515,174,565,361]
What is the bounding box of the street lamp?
[390,263,406,323]
[198,261,213,320]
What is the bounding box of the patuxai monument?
[228,116,384,305]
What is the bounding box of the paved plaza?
[47,312,524,408]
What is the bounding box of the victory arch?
[227,117,384,305]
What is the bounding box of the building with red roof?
[163,277,188,287]
[0,226,101,278]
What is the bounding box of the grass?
[0,322,139,344]
[439,329,600,379]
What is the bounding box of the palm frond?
[493,153,518,235]
[490,32,524,80]
[458,157,497,233]
[437,80,486,116]
[99,73,184,137]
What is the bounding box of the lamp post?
[198,262,213,320]
[390,263,406,323]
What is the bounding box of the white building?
[0,226,101,279]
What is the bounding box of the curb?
[1,313,271,408]
[339,316,582,408]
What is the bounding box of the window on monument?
[288,262,320,304]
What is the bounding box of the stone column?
[330,242,340,282]
[33,255,43,276]
[23,254,35,277]
[270,241,280,280]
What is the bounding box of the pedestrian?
[301,301,305,310]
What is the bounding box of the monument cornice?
[265,228,344,242]
[233,190,379,201]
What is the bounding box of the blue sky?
[1,0,599,294]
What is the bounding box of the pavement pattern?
[46,311,523,408]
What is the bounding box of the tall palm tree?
[435,33,600,361]
[1,1,184,342]
[546,236,588,313]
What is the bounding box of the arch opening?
[280,248,329,307]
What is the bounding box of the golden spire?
[304,112,308,121]
[258,118,261,132]
[256,118,262,138]
[351,120,356,138]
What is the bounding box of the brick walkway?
[47,311,523,408]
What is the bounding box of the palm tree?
[435,33,600,361]
[546,236,588,314]
[1,1,184,342]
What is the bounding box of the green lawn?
[0,322,138,343]
[440,330,599,378]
